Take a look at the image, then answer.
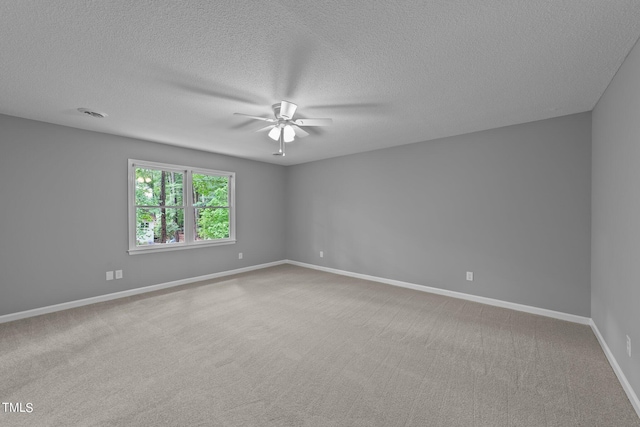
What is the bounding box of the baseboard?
[1,258,590,326]
[0,260,287,324]
[285,260,591,325]
[590,320,640,418]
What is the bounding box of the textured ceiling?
[1,1,639,165]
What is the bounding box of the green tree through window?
[193,173,230,240]
[135,168,184,245]
[129,160,235,253]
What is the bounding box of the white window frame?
[128,159,236,254]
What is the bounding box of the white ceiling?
[1,1,639,165]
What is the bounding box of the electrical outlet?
[238,252,243,259]
[106,271,114,281]
[627,335,631,357]
[466,271,473,281]
[115,270,123,280]
[320,251,324,258]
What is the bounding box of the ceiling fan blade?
[193,88,260,105]
[255,125,275,133]
[164,67,269,105]
[230,119,258,130]
[293,118,333,127]
[280,39,317,99]
[291,124,309,137]
[307,102,389,111]
[233,113,276,122]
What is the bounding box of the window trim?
[128,159,236,255]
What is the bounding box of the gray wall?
[0,114,286,316]
[286,113,592,316]
[0,108,595,320]
[592,38,640,396]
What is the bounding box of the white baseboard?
[1,259,589,326]
[0,260,287,324]
[590,320,640,418]
[285,260,591,325]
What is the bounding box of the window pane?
[195,208,230,240]
[192,173,228,207]
[135,168,183,207]
[136,207,184,246]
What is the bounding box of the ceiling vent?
[77,108,107,118]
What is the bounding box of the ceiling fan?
[234,100,332,156]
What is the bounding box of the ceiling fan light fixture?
[268,127,281,141]
[283,125,295,142]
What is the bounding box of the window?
[128,160,235,254]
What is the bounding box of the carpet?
[1,264,638,426]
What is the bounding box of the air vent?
[77,108,107,118]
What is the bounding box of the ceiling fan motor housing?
[273,101,297,120]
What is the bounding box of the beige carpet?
[0,264,638,426]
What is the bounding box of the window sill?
[128,239,236,255]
